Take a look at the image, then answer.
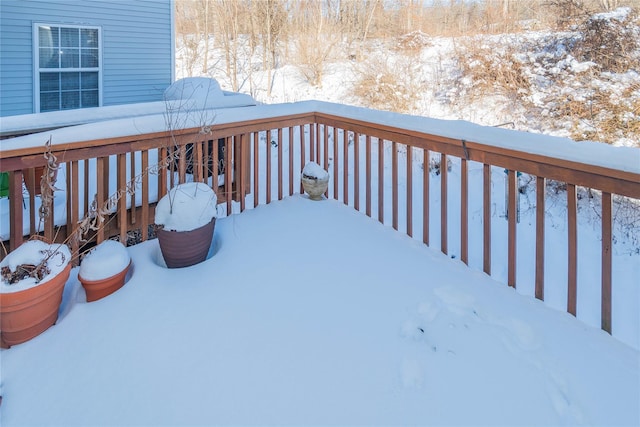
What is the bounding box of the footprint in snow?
[400,357,425,389]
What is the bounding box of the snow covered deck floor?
[1,196,638,425]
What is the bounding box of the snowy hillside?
[177,6,639,148]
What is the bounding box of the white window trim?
[33,23,103,113]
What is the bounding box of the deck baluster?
[568,183,578,315]
[535,176,546,300]
[601,192,613,333]
[461,158,468,264]
[441,153,448,255]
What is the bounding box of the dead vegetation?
[351,53,424,114]
[290,1,340,87]
[451,37,531,105]
[572,7,640,72]
[448,7,640,146]
[395,30,432,52]
[552,81,640,144]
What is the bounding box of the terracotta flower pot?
[0,263,71,348]
[79,261,131,302]
[157,218,215,268]
[25,166,57,197]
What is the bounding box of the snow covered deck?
[1,196,637,425]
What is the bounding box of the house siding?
[0,0,173,117]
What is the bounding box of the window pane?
[60,27,78,47]
[38,26,58,48]
[81,72,98,89]
[81,29,98,48]
[40,73,60,91]
[61,72,80,90]
[81,49,99,68]
[39,47,59,68]
[40,92,59,111]
[60,48,79,68]
[81,90,99,108]
[37,25,100,112]
[61,91,80,109]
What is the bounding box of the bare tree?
[291,0,340,87]
[599,0,619,9]
[253,0,287,97]
[211,0,242,90]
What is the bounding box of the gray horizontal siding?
[0,0,173,117]
[0,1,34,115]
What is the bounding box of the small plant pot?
[79,261,131,302]
[156,218,216,268]
[301,175,329,201]
[25,166,57,197]
[0,263,71,348]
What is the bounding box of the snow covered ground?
[1,196,638,425]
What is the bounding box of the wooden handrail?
[314,112,640,199]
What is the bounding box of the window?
[35,24,101,112]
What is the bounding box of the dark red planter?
[156,218,215,268]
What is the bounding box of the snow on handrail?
[2,100,638,175]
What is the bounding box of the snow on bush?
[447,7,640,147]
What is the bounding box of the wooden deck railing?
[1,102,638,336]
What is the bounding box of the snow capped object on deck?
[79,240,130,282]
[302,161,329,180]
[163,77,225,111]
[154,182,218,232]
[0,240,71,292]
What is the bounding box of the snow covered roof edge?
[0,91,256,137]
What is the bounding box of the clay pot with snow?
[24,165,58,197]
[154,182,217,268]
[0,240,71,348]
[301,161,330,201]
[78,240,131,302]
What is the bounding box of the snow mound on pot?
[155,182,218,232]
[79,240,130,281]
[0,240,71,292]
[302,161,329,180]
